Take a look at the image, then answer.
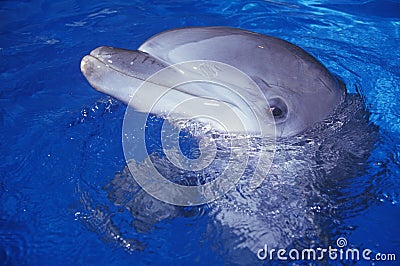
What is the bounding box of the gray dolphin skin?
[81,27,345,137]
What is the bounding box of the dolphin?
[78,27,379,263]
[80,27,345,137]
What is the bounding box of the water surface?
[1,0,399,265]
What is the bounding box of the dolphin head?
[81,27,346,138]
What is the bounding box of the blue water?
[1,0,399,265]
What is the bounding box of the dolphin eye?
[271,106,283,117]
[269,98,288,121]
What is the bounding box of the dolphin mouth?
[82,47,152,80]
[81,47,217,99]
[81,51,242,110]
[81,49,149,87]
[81,47,263,108]
[81,54,127,78]
[81,47,276,135]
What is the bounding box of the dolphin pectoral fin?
[105,162,184,233]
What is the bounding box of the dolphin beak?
[80,55,96,84]
[80,55,101,91]
[80,47,276,136]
